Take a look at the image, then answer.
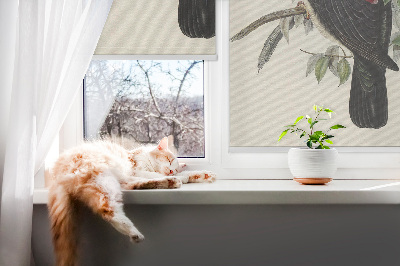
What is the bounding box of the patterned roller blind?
[95,0,216,57]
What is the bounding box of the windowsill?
[33,179,400,205]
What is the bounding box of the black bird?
[303,0,399,128]
[178,0,215,39]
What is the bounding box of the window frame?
[58,0,400,181]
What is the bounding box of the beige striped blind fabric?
[229,0,400,147]
[95,0,216,57]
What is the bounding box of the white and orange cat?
[48,137,216,266]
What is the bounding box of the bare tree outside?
[84,60,204,157]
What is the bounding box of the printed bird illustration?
[178,0,215,39]
[300,0,399,128]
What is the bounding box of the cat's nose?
[169,170,173,175]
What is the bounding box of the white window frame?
[58,0,400,181]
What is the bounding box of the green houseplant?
[278,105,346,185]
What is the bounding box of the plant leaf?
[330,124,346,129]
[310,120,319,128]
[300,132,306,138]
[278,129,289,141]
[315,56,330,83]
[306,53,323,77]
[325,139,333,144]
[384,0,391,5]
[321,135,334,140]
[294,116,304,124]
[307,139,313,148]
[338,58,351,86]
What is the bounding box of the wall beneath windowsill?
[33,180,400,265]
[33,201,400,265]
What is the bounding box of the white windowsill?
[33,179,400,205]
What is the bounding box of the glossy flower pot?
[288,148,338,185]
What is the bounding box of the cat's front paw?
[203,171,217,183]
[166,177,182,189]
[130,232,145,243]
[177,162,187,173]
[186,171,217,183]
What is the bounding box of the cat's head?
[149,137,180,176]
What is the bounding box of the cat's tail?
[48,183,78,266]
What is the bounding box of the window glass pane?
[84,60,204,158]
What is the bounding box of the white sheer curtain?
[0,0,113,265]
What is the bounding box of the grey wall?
[32,205,400,266]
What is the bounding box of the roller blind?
[95,0,216,59]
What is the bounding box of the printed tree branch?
[230,6,307,41]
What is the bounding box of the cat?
[48,137,216,266]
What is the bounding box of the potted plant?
[278,105,345,185]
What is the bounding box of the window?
[55,0,400,182]
[83,60,205,158]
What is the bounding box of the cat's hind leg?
[75,172,144,242]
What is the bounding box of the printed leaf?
[294,116,304,125]
[280,17,291,43]
[330,124,346,129]
[294,14,303,28]
[337,58,351,86]
[392,1,400,29]
[303,18,313,35]
[306,53,323,77]
[258,19,294,72]
[258,26,283,72]
[384,0,391,5]
[394,45,400,62]
[325,45,340,77]
[315,56,330,83]
[392,34,400,46]
[278,129,289,141]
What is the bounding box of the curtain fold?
[0,0,113,265]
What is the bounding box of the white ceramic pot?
[288,148,338,184]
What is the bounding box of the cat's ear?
[157,137,168,151]
[167,135,178,155]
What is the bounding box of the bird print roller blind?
[95,0,216,57]
[230,0,400,147]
